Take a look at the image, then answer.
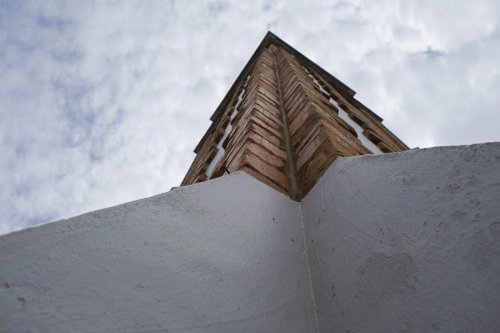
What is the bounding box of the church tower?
[182,32,408,200]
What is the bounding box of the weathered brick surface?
[183,46,290,194]
[182,33,408,200]
[274,47,373,196]
[305,67,408,153]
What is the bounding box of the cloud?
[0,0,499,234]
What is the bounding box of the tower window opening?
[302,66,383,155]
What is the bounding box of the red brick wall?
[182,38,408,200]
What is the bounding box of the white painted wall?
[1,143,499,332]
[302,143,500,332]
[0,172,316,333]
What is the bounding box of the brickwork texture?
[182,32,408,200]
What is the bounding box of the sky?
[1,0,499,235]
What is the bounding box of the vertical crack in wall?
[271,46,300,200]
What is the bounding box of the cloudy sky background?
[1,0,499,234]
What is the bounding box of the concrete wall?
[0,173,317,333]
[1,143,499,332]
[302,143,500,332]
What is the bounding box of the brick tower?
[182,32,408,200]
